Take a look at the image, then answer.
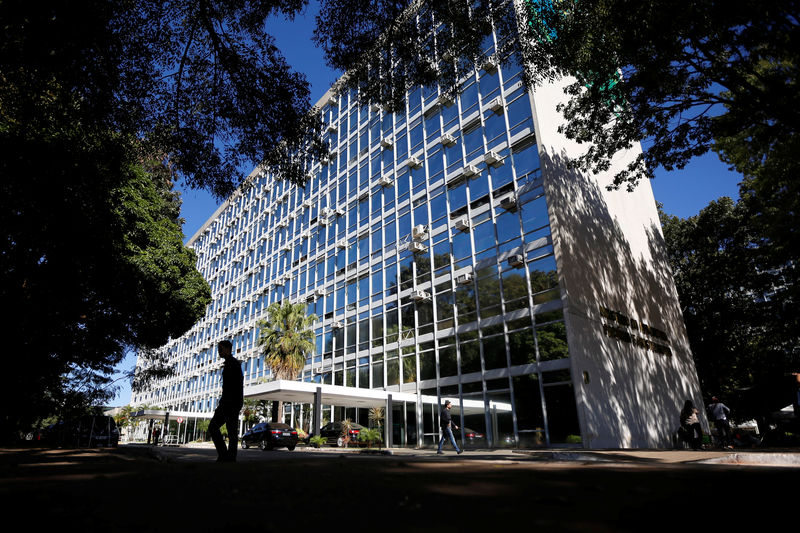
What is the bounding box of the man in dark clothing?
[437,400,463,454]
[208,340,244,462]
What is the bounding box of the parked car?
[241,422,298,451]
[453,427,486,446]
[310,421,365,447]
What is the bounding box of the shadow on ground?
[1,445,791,531]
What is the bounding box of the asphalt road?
[1,444,794,532]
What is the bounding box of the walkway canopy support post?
[313,387,322,436]
[386,394,393,448]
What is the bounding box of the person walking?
[437,400,463,455]
[208,340,244,462]
[680,400,703,450]
[708,396,732,449]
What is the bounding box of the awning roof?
[244,380,510,415]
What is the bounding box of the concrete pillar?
[386,394,393,448]
[313,387,322,436]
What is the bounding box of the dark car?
[313,421,365,447]
[241,422,298,451]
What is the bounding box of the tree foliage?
[660,198,798,420]
[257,301,318,381]
[315,1,799,193]
[1,0,328,439]
[521,0,800,190]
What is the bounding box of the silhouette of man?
[208,340,243,462]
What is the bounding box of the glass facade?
[134,24,581,448]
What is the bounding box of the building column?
[385,394,393,448]
[313,387,322,436]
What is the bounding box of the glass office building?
[134,9,703,449]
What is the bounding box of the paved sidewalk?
[147,440,800,466]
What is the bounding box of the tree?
[256,301,317,421]
[1,0,325,439]
[660,199,798,423]
[314,1,799,192]
[518,1,800,191]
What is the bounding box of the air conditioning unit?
[380,137,393,149]
[482,56,498,73]
[301,231,311,239]
[377,176,394,187]
[508,254,524,267]
[314,288,327,297]
[405,156,423,169]
[454,217,471,231]
[371,102,382,113]
[318,217,330,226]
[328,95,339,105]
[440,133,456,146]
[284,272,293,281]
[277,220,288,228]
[303,199,312,208]
[438,94,454,107]
[320,207,333,218]
[273,279,284,287]
[336,239,347,248]
[335,207,345,216]
[457,273,473,285]
[500,195,517,210]
[484,151,504,167]
[487,96,504,113]
[332,320,343,329]
[407,241,427,253]
[411,290,430,301]
[412,224,427,239]
[463,164,480,178]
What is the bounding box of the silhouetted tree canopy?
[660,198,798,422]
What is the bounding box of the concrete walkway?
[147,440,800,466]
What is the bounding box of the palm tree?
[256,301,317,422]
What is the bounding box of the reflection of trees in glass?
[439,346,458,378]
[477,276,501,307]
[419,351,436,381]
[433,251,451,270]
[501,272,528,300]
[537,322,569,361]
[509,329,536,366]
[402,355,416,383]
[483,335,507,369]
[455,285,477,320]
[460,341,481,374]
[386,358,399,386]
[436,291,454,320]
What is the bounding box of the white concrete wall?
[529,79,705,448]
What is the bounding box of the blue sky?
[108,3,743,406]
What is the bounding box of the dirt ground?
[1,445,793,531]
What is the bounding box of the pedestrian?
[437,400,463,455]
[679,400,703,450]
[208,340,244,462]
[707,396,732,448]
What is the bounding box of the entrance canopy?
[131,409,212,421]
[244,380,510,416]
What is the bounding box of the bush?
[309,435,326,448]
